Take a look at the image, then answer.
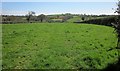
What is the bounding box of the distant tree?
[65,13,73,19]
[81,17,85,21]
[3,15,14,24]
[81,14,87,21]
[9,15,16,23]
[26,11,35,23]
[37,14,46,22]
[62,16,68,22]
[56,15,59,19]
[62,13,73,22]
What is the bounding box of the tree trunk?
[41,19,43,22]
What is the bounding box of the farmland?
[2,23,118,69]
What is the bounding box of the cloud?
[2,10,28,15]
[2,10,116,15]
[2,0,118,2]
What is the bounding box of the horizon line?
[1,13,117,16]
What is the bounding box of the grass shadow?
[102,57,120,71]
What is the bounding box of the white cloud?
[2,10,28,15]
[2,0,118,2]
[2,10,116,15]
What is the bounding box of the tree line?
[2,12,113,24]
[75,15,117,27]
[2,12,74,24]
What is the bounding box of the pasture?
[2,23,118,69]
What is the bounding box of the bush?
[74,16,117,26]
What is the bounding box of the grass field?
[67,16,82,22]
[2,23,118,69]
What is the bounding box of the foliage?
[37,14,46,22]
[115,1,120,60]
[77,16,117,27]
[81,17,85,21]
[2,14,113,24]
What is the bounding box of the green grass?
[2,23,118,69]
[67,16,106,23]
[67,16,81,22]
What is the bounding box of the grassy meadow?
[2,23,118,69]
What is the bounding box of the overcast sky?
[2,2,118,15]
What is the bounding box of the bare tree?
[26,11,35,23]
